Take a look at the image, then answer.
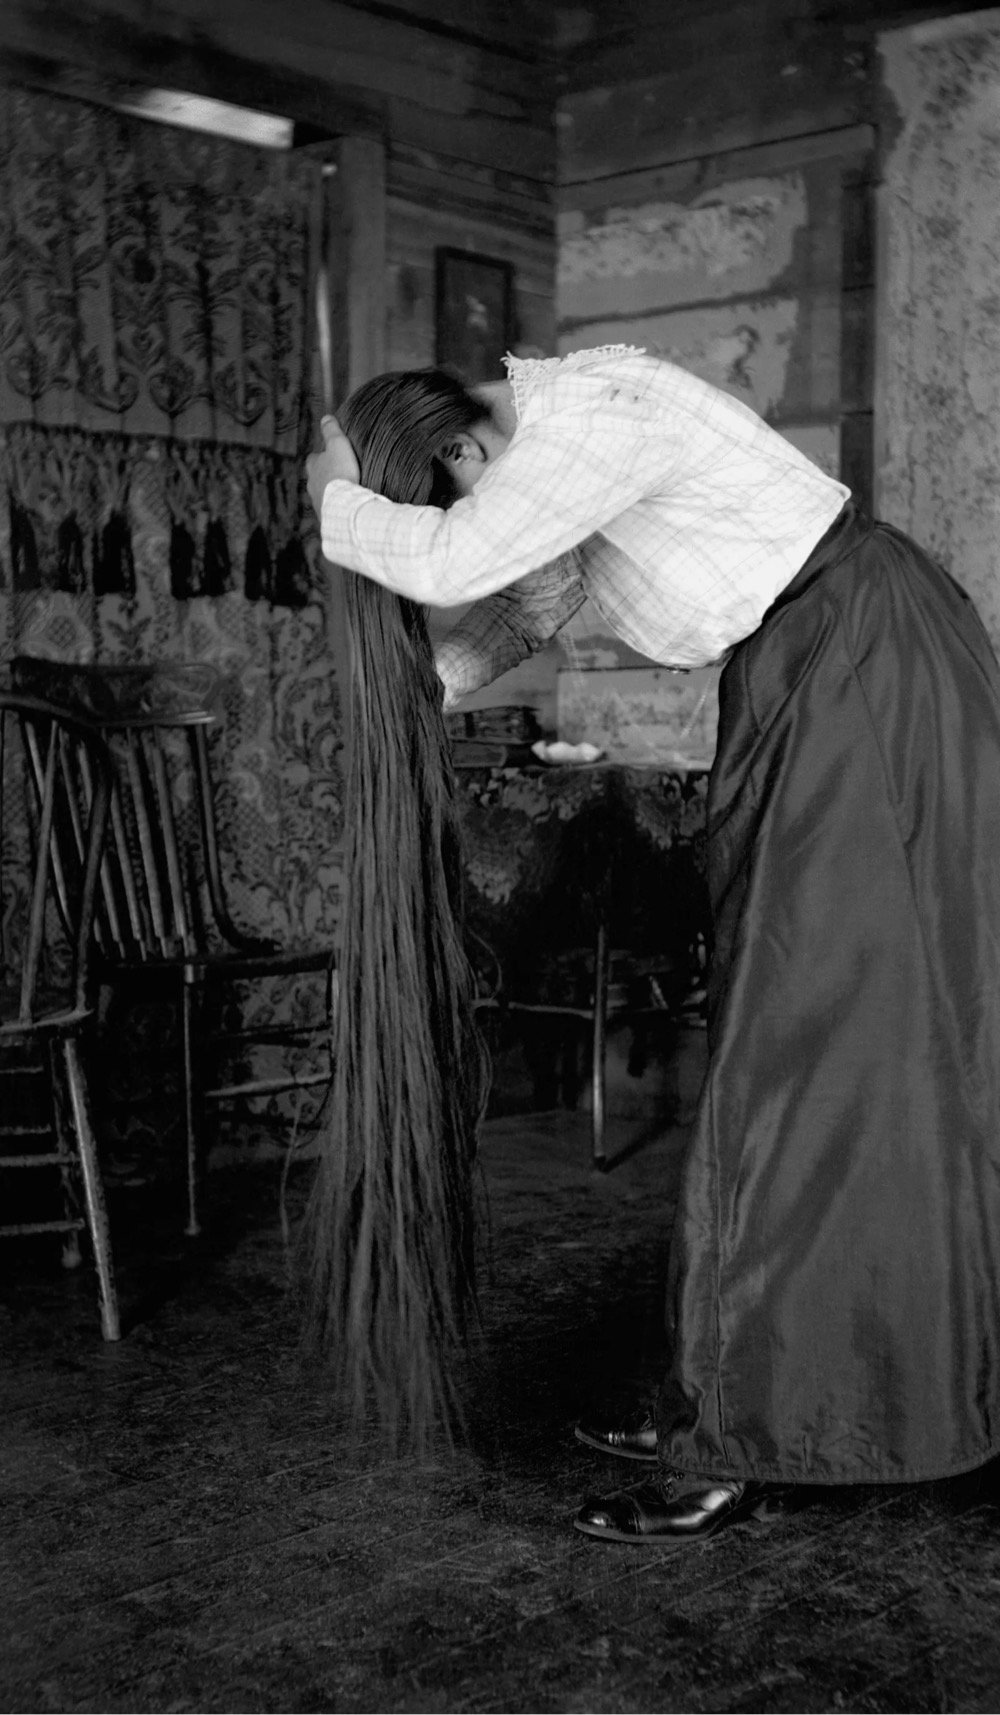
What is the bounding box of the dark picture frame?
[434,248,515,384]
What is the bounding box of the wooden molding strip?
[559,124,877,207]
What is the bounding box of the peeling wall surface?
[558,177,808,306]
[879,9,1000,648]
[558,174,811,420]
[564,300,801,419]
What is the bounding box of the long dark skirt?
[657,503,1000,1484]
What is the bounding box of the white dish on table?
[531,740,605,766]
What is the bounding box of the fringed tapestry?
[0,89,343,1176]
[0,87,321,446]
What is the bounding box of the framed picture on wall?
[435,248,515,384]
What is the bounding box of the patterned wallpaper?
[0,89,345,949]
[878,9,1000,652]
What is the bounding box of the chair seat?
[97,943,335,983]
[506,946,689,1015]
[0,986,94,1043]
[198,944,335,982]
[0,1010,93,1043]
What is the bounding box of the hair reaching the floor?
[302,368,492,1449]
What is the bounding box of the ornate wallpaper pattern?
[0,90,344,951]
[0,90,345,1164]
[879,11,1000,651]
[0,435,343,949]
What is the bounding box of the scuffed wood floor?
[4,1107,1000,1714]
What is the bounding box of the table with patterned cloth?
[454,762,710,1011]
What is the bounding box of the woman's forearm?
[319,403,656,606]
[434,557,587,708]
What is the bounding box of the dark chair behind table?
[11,657,336,1238]
[458,751,709,1172]
[0,693,119,1339]
[475,921,705,1171]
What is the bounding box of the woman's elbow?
[393,563,458,607]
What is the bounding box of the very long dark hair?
[303,368,492,1448]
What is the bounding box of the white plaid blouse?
[319,346,849,704]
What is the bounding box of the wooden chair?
[11,657,337,1238]
[476,916,704,1170]
[0,693,119,1340]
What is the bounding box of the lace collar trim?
[503,344,647,423]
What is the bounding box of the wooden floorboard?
[4,1102,1000,1713]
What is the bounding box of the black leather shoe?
[574,1407,659,1463]
[574,1475,764,1545]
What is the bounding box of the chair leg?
[181,980,202,1238]
[49,1043,83,1271]
[62,1038,121,1342]
[591,918,609,1171]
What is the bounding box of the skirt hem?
[659,1441,1000,1487]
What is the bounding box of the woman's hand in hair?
[306,416,361,518]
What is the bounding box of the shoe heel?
[746,1486,793,1524]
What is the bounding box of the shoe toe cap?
[576,1492,640,1533]
[577,1499,616,1530]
